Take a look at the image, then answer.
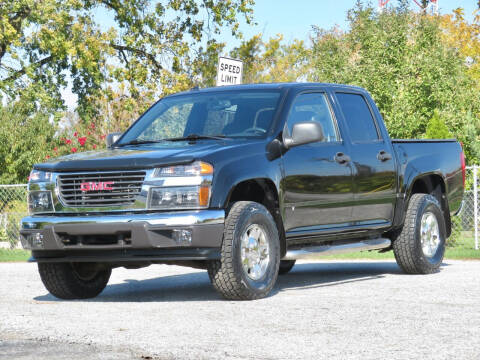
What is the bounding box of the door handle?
[377,150,392,162]
[334,152,351,164]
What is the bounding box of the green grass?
[0,249,30,262]
[0,235,478,262]
[444,235,480,260]
[322,234,480,260]
[320,248,480,260]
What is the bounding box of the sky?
[62,0,479,109]
[230,0,478,47]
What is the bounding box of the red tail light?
[460,149,466,188]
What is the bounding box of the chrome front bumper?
[20,210,225,262]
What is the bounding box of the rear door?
[281,91,354,234]
[333,91,397,227]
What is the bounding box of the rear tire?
[393,193,446,274]
[278,260,296,275]
[38,262,111,299]
[207,201,280,300]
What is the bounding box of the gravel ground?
[0,260,479,360]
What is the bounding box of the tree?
[0,101,56,184]
[440,9,480,87]
[230,34,309,83]
[0,0,255,181]
[309,1,480,163]
[425,110,453,139]
[0,0,255,119]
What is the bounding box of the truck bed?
[392,139,464,215]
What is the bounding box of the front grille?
[57,171,146,207]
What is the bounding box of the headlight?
[153,161,213,177]
[148,161,213,209]
[28,191,54,214]
[29,170,52,183]
[149,186,210,209]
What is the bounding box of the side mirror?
[106,132,123,148]
[283,122,324,148]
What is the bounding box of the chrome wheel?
[420,212,441,258]
[240,224,270,280]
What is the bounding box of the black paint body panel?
[33,83,464,245]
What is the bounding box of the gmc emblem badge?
[80,181,114,192]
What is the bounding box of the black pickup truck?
[21,83,465,300]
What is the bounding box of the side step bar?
[283,238,391,260]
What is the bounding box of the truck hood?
[34,140,264,172]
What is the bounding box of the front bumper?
[20,210,224,263]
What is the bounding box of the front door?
[281,92,354,234]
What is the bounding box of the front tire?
[38,262,111,299]
[207,201,280,300]
[393,193,446,274]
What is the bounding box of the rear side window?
[336,93,379,142]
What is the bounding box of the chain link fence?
[453,166,479,250]
[0,185,28,249]
[0,171,479,251]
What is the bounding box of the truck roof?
[169,82,366,97]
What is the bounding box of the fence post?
[475,165,479,250]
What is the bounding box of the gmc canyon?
[21,83,465,300]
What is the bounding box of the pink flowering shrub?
[45,122,106,159]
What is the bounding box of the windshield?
[117,90,282,145]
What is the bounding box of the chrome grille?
[57,171,146,207]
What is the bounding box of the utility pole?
[378,0,438,15]
[378,0,391,11]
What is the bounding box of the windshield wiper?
[116,139,165,147]
[164,134,230,142]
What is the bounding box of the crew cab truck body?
[21,83,465,300]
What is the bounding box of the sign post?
[216,57,243,86]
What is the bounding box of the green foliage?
[0,0,255,178]
[2,0,480,182]
[231,34,310,83]
[0,102,56,184]
[425,110,453,139]
[309,2,480,163]
[1,199,28,214]
[0,0,254,120]
[0,227,8,243]
[448,215,462,248]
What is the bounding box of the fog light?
[21,232,44,249]
[172,229,192,245]
[28,191,54,214]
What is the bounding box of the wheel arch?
[225,178,286,257]
[406,173,451,237]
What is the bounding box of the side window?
[335,93,379,142]
[287,93,338,142]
